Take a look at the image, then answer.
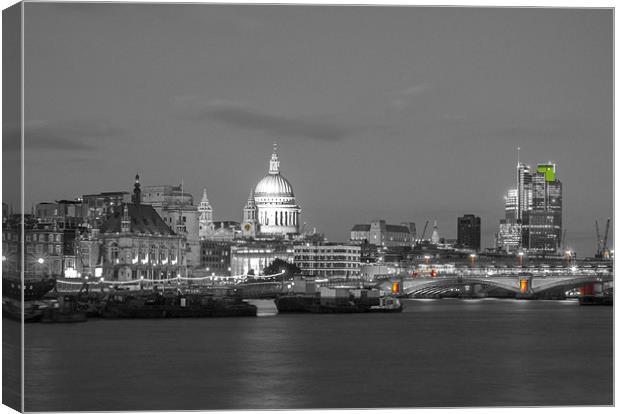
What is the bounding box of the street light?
[517,251,525,268]
[469,253,477,271]
[37,257,44,264]
[564,250,573,266]
[280,267,287,290]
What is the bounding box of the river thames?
[12,298,613,411]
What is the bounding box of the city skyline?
[4,4,613,256]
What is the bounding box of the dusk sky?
[10,3,613,255]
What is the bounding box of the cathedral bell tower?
[198,188,215,238]
[242,188,258,238]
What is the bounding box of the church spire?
[198,187,213,218]
[201,188,210,205]
[132,173,141,204]
[246,187,256,206]
[269,141,280,175]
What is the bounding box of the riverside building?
[94,176,185,281]
[294,242,361,280]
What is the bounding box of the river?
[10,298,613,411]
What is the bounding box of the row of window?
[25,233,62,242]
[295,250,359,255]
[25,244,62,255]
[2,233,18,241]
[298,262,359,268]
[295,255,359,261]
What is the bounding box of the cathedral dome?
[255,174,294,198]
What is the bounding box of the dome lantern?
[269,141,280,175]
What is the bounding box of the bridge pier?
[516,274,534,299]
[391,279,402,295]
[579,282,603,297]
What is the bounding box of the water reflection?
[22,299,612,411]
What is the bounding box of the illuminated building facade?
[497,159,562,253]
[230,241,294,276]
[141,181,200,267]
[251,144,301,238]
[96,178,185,281]
[294,242,361,280]
[200,240,232,276]
[82,191,131,227]
[350,220,414,247]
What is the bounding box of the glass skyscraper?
[497,161,562,253]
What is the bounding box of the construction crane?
[603,218,611,259]
[595,218,611,259]
[419,220,429,242]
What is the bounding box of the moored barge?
[275,284,403,314]
[101,291,257,318]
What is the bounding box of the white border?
[0,2,616,414]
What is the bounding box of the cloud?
[3,120,127,151]
[390,83,432,108]
[171,96,356,141]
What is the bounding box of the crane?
[602,218,611,259]
[419,220,429,242]
[596,220,601,256]
[595,218,612,259]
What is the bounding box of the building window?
[110,243,119,262]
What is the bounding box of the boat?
[369,296,404,313]
[275,286,403,314]
[2,276,56,301]
[100,291,257,318]
[578,295,613,306]
[2,297,48,322]
[40,296,88,323]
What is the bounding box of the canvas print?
[2,2,614,412]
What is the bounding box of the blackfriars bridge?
[378,271,613,298]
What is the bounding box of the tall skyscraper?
[497,157,562,253]
[457,215,481,251]
[524,163,562,252]
[516,162,532,221]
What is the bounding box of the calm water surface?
[19,299,613,411]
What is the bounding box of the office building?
[294,242,361,280]
[457,215,481,251]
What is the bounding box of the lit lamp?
[517,251,525,268]
[469,253,477,270]
[280,267,287,289]
[564,250,573,265]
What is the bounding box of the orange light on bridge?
[519,279,529,294]
[391,281,400,294]
[579,284,594,296]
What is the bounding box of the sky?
[7,3,614,256]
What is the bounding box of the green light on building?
[537,164,556,182]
